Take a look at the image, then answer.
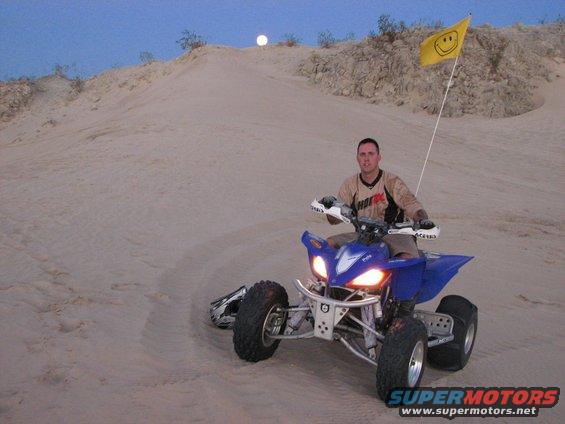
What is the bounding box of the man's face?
[356,143,381,174]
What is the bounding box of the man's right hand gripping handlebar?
[319,196,337,209]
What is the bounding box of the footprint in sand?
[110,282,140,291]
[58,318,86,334]
[36,366,68,385]
[145,292,170,304]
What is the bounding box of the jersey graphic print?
[356,192,385,212]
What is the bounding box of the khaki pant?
[327,232,419,258]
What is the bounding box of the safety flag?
[420,16,471,67]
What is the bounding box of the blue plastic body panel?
[416,254,474,303]
[386,258,427,301]
[301,231,473,304]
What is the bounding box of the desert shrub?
[377,14,407,42]
[70,77,84,93]
[177,30,207,52]
[7,76,35,83]
[53,64,69,78]
[411,18,443,29]
[279,33,301,47]
[342,32,356,42]
[476,33,509,74]
[139,51,155,64]
[318,30,336,48]
[489,46,508,73]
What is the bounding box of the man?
[325,138,434,259]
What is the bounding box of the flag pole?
[415,54,459,196]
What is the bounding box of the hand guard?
[310,199,351,224]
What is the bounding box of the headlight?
[347,269,386,289]
[312,256,328,280]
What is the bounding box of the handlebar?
[310,198,440,240]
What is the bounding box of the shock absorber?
[398,300,416,317]
[361,305,378,349]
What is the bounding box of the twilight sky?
[1,0,563,79]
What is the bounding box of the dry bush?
[177,30,207,52]
[476,33,510,74]
[341,32,356,42]
[318,30,336,48]
[377,14,407,42]
[53,64,69,78]
[0,79,35,121]
[139,51,155,64]
[279,33,301,47]
[70,77,84,93]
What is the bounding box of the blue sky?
[1,0,563,80]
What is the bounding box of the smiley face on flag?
[420,17,471,67]
[434,31,459,56]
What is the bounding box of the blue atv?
[229,198,478,400]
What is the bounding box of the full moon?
[256,35,268,46]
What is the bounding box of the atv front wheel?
[376,317,428,401]
[428,295,478,371]
[233,281,288,362]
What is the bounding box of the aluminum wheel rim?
[408,340,424,387]
[464,323,475,354]
[261,304,285,347]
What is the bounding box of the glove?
[418,219,435,230]
[340,204,354,219]
[320,196,337,209]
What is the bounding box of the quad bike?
[211,198,477,401]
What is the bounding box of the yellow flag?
[420,17,471,67]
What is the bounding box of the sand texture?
[1,44,564,423]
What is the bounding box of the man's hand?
[340,204,354,219]
[413,209,434,229]
[417,219,435,230]
[414,209,429,222]
[320,196,337,209]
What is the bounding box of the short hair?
[357,138,379,153]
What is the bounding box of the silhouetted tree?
[318,30,336,48]
[177,30,207,52]
[280,33,301,47]
[139,51,155,64]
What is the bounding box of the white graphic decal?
[336,248,365,275]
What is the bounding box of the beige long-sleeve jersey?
[337,170,424,223]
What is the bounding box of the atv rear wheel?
[376,317,428,401]
[428,295,478,371]
[233,281,288,362]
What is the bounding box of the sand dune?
[1,45,564,422]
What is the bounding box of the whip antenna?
[415,55,459,196]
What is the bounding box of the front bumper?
[292,279,382,341]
